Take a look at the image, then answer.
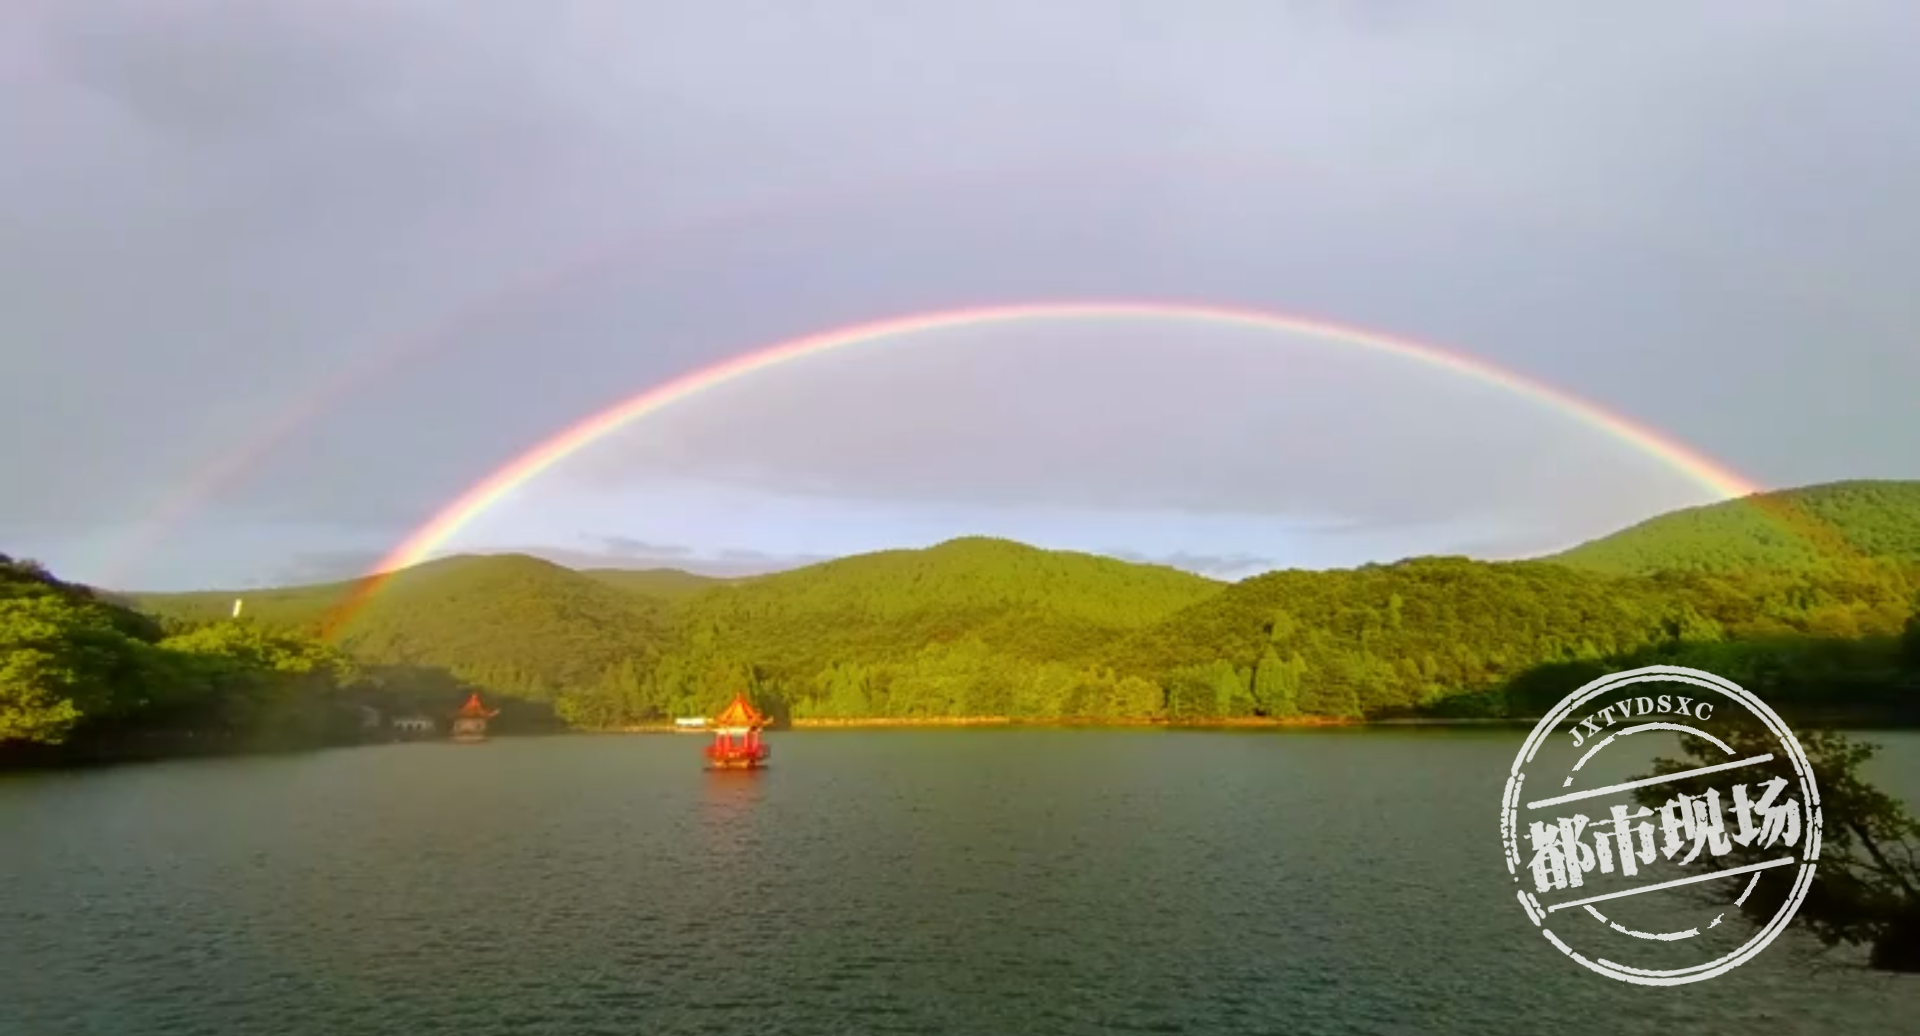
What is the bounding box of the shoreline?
[607,715,1526,733]
[9,715,1915,771]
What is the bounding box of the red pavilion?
[451,692,499,744]
[704,693,771,770]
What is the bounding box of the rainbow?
[100,150,1834,590]
[319,300,1761,632]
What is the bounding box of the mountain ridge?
[1550,479,1920,574]
[11,479,1919,748]
[117,480,1920,601]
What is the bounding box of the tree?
[1900,595,1920,669]
[0,593,150,744]
[1635,724,1920,972]
[1252,647,1302,718]
[0,646,85,744]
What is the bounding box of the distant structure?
[703,693,771,770]
[451,693,499,744]
[391,714,436,739]
[674,716,709,732]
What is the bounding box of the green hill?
[2,552,372,753]
[667,536,1221,672]
[1552,480,1920,575]
[1112,557,1687,714]
[1116,555,1918,718]
[549,537,1224,725]
[581,567,735,602]
[136,554,673,699]
[129,577,356,628]
[96,481,1920,729]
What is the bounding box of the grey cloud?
[1100,547,1264,576]
[598,536,693,559]
[46,4,405,146]
[718,549,776,561]
[1141,552,1270,579]
[4,2,1918,588]
[558,314,1728,547]
[264,548,388,588]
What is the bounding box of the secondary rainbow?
[323,300,1762,630]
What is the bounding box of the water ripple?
[1,731,1916,1035]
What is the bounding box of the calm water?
[2,729,1915,1036]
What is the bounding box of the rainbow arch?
[101,149,1839,590]
[319,300,1761,632]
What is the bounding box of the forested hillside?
[674,537,1219,668]
[134,554,673,698]
[555,537,1223,726]
[1553,480,1920,574]
[19,478,1920,749]
[581,568,732,602]
[0,552,370,756]
[553,551,1920,728]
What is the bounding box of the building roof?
[712,693,766,729]
[457,693,499,718]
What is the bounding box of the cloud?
[1140,552,1273,579]
[5,2,1918,591]
[264,548,389,588]
[553,318,1727,547]
[596,535,692,559]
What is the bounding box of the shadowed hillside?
[1115,555,1919,720]
[1112,557,1694,716]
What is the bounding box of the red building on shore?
[451,693,498,744]
[704,694,771,770]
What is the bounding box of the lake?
[2,728,1915,1035]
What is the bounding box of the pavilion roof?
[457,692,499,718]
[713,693,766,728]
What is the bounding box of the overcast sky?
[4,1,1917,590]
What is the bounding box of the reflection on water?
[701,767,767,817]
[699,767,768,857]
[0,730,1914,1036]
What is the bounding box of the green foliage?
[1554,480,1920,575]
[137,554,670,700]
[63,483,1920,734]
[580,568,732,602]
[1,555,161,743]
[1253,647,1303,718]
[1635,723,1920,970]
[0,552,558,761]
[1902,599,1920,670]
[671,537,1220,672]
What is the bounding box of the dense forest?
[6,480,1920,760]
[0,553,558,764]
[1551,479,1920,574]
[0,552,363,754]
